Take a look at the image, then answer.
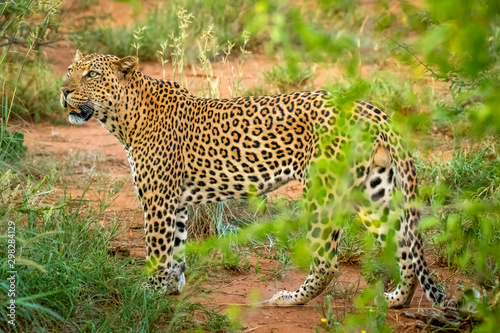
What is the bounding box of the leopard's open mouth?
[67,103,94,123]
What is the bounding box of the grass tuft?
[0,172,233,331]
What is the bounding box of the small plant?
[198,23,219,98]
[227,29,251,98]
[263,63,315,94]
[170,7,194,87]
[0,127,27,164]
[131,26,147,61]
[157,40,170,80]
[188,201,235,240]
[336,214,364,264]
[316,295,343,332]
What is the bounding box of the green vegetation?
[0,1,66,123]
[0,171,232,332]
[1,0,500,331]
[75,0,255,63]
[263,63,315,94]
[416,147,500,286]
[0,127,27,165]
[1,61,63,122]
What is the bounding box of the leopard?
[60,51,451,308]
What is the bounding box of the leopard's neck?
[103,72,198,149]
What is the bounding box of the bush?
[1,61,63,122]
[0,127,27,165]
[263,63,315,94]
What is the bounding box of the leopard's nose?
[61,88,74,98]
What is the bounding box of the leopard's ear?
[73,50,84,63]
[114,56,138,79]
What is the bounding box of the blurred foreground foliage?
[188,0,500,330]
[1,0,500,331]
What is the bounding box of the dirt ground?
[8,0,474,331]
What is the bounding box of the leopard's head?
[60,51,138,125]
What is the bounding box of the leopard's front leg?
[168,207,189,294]
[140,194,187,295]
[131,145,187,295]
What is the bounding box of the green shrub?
[0,127,27,165]
[415,148,500,286]
[263,63,315,93]
[0,61,63,122]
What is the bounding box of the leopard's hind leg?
[357,145,418,308]
[269,139,348,306]
[269,178,342,305]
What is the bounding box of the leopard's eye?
[67,68,72,76]
[87,71,99,78]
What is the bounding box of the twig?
[383,34,447,81]
[418,290,425,310]
[0,36,67,48]
[403,307,479,330]
[203,276,248,292]
[241,326,262,332]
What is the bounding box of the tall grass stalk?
[157,40,169,80]
[170,8,194,88]
[198,23,218,98]
[131,26,147,62]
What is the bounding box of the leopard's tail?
[383,132,449,306]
